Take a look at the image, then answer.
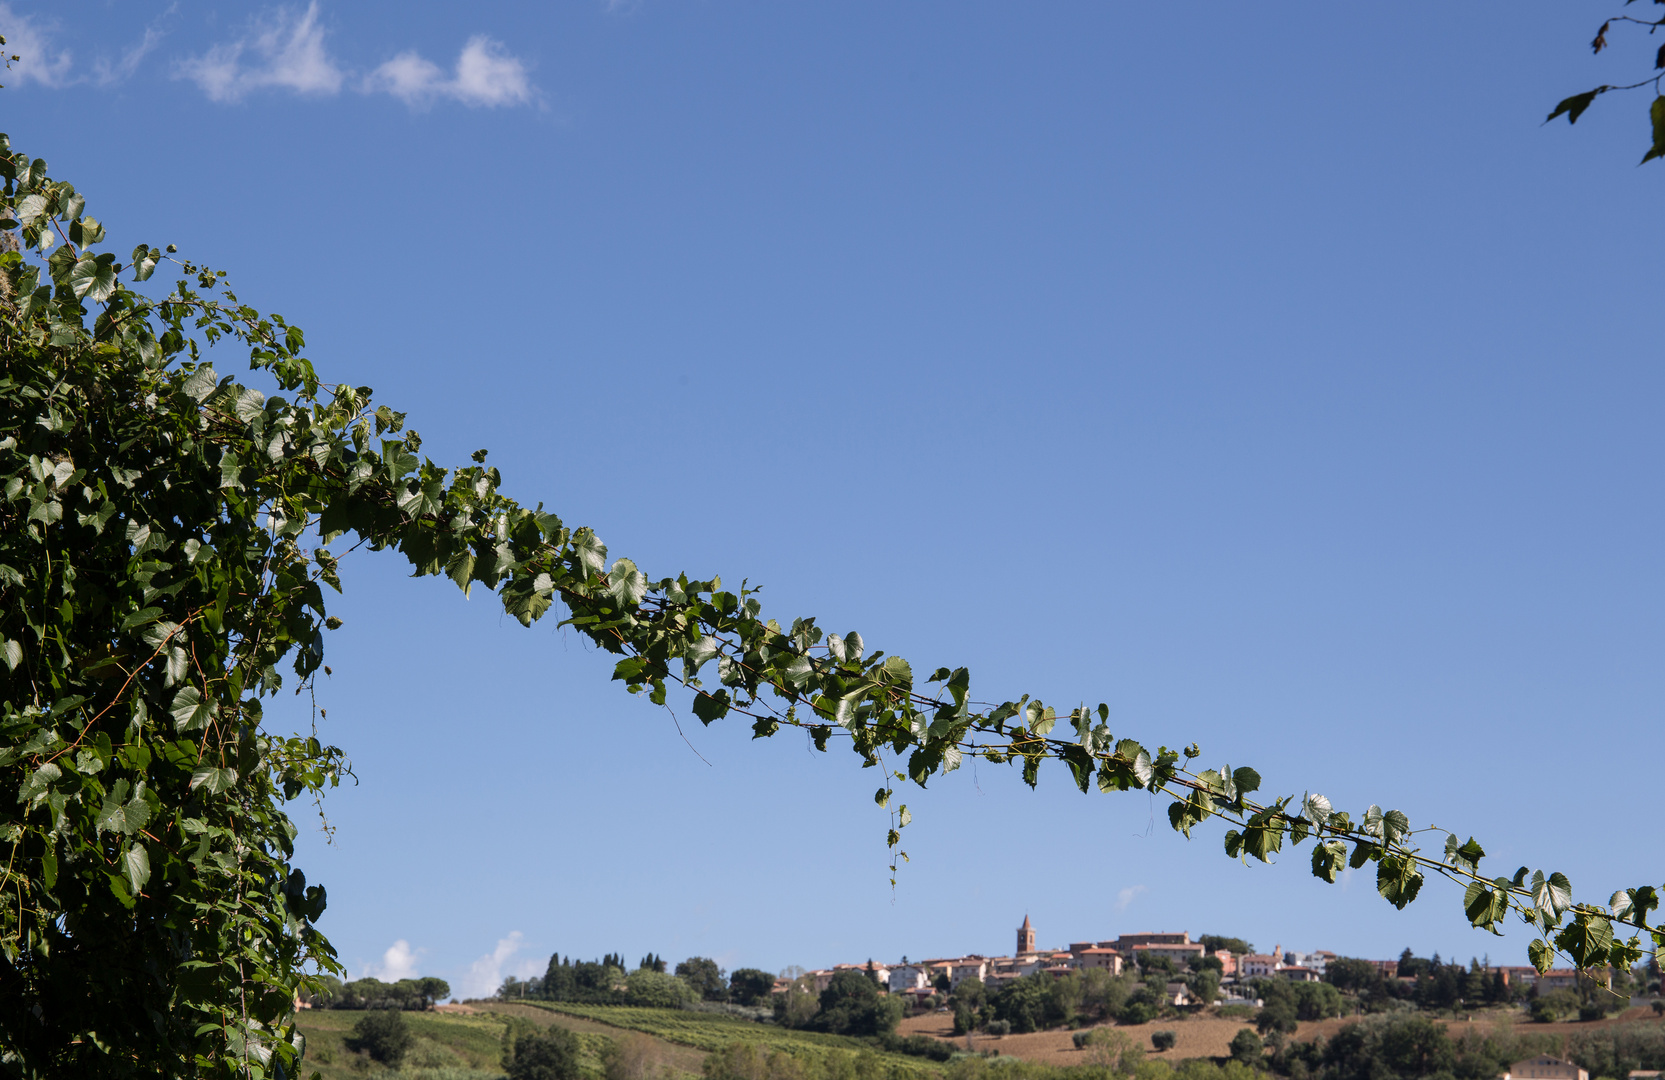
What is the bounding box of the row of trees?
[498,952,778,1009]
[1323,950,1653,1019]
[774,969,906,1038]
[304,975,451,1010]
[1241,1011,1665,1080]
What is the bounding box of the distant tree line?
[1324,949,1644,1021]
[1246,1012,1665,1080]
[307,975,451,1010]
[494,951,777,1011]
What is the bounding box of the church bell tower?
[1017,914,1036,956]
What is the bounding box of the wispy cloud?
[1115,884,1147,912]
[176,1,343,103]
[0,4,74,88]
[460,931,540,999]
[363,35,534,109]
[363,938,421,982]
[92,22,167,88]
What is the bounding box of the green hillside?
[293,1004,703,1079]
[294,1008,513,1079]
[517,1002,943,1079]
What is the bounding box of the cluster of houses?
[782,918,1590,1004]
[787,922,1272,1006]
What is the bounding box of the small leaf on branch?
[1527,938,1554,975]
[1546,87,1607,125]
[1311,840,1347,883]
[1643,96,1665,164]
[1554,913,1613,968]
[1377,853,1423,910]
[121,843,151,894]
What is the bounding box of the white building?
[888,965,930,994]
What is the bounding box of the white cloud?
[1115,884,1147,912]
[364,35,534,108]
[176,2,343,103]
[0,4,74,88]
[460,930,540,999]
[364,938,421,982]
[93,24,166,87]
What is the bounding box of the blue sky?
[4,1,1662,997]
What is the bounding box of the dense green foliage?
[678,958,729,1003]
[343,1009,412,1067]
[625,968,697,1010]
[505,1025,582,1080]
[730,969,778,1008]
[1251,979,1344,1036]
[310,974,451,1010]
[540,953,632,1004]
[1199,939,1254,957]
[809,970,904,1038]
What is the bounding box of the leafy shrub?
[346,1009,414,1067]
[1152,1031,1177,1051]
[1072,1031,1091,1050]
[1228,1028,1262,1066]
[812,971,903,1037]
[1118,1000,1155,1025]
[729,969,778,1008]
[625,969,695,1010]
[986,1020,1011,1037]
[1531,989,1580,1023]
[507,1027,582,1080]
[879,1033,957,1062]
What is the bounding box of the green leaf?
[1619,885,1658,927]
[1527,938,1554,975]
[1547,87,1607,125]
[68,252,117,303]
[189,766,238,794]
[571,527,607,577]
[121,843,151,894]
[1531,870,1573,922]
[684,635,720,677]
[1555,913,1614,968]
[180,365,220,403]
[1445,835,1485,873]
[1302,792,1332,826]
[1231,766,1261,797]
[1311,840,1347,884]
[1,639,20,672]
[169,686,215,731]
[1645,95,1665,164]
[691,689,730,724]
[606,557,648,607]
[130,244,158,281]
[1376,854,1424,910]
[1463,879,1509,932]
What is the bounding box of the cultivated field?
[294,1007,516,1079]
[521,1001,941,1078]
[900,1004,1665,1067]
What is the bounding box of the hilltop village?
[297,916,1662,1078]
[792,918,1587,1005]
